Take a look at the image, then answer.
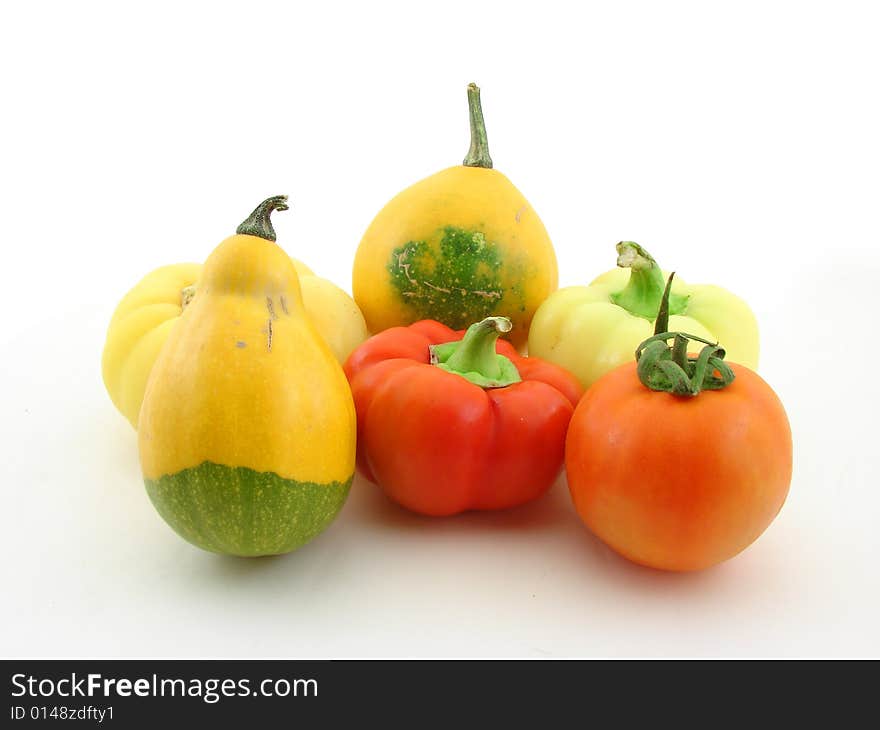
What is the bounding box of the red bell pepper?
[343,317,583,516]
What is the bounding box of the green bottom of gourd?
[144,461,352,557]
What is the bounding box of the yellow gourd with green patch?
[352,83,557,349]
[138,196,356,556]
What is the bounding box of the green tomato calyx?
[635,273,735,397]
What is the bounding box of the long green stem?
[430,317,520,388]
[236,195,289,242]
[462,83,493,169]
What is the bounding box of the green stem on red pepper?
[430,316,521,388]
[236,195,289,242]
[462,83,493,169]
[635,273,735,397]
[610,241,689,319]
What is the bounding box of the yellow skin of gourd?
[102,258,368,428]
[138,232,356,486]
[352,165,558,350]
[528,254,759,390]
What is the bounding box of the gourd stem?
[236,195,289,242]
[430,317,521,388]
[635,273,735,397]
[610,242,689,320]
[462,83,493,169]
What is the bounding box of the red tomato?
[565,362,792,571]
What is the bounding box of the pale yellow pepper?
[528,242,759,389]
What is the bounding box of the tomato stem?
[462,83,493,169]
[236,195,289,242]
[610,242,689,320]
[430,317,521,388]
[636,273,735,397]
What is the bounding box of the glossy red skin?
[344,320,583,516]
[565,362,792,572]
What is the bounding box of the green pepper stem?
[236,195,289,242]
[430,316,521,388]
[635,273,735,397]
[462,83,493,169]
[610,242,689,319]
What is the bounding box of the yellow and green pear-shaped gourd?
[138,196,356,556]
[102,255,367,429]
[352,83,558,349]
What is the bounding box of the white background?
[1,1,878,658]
